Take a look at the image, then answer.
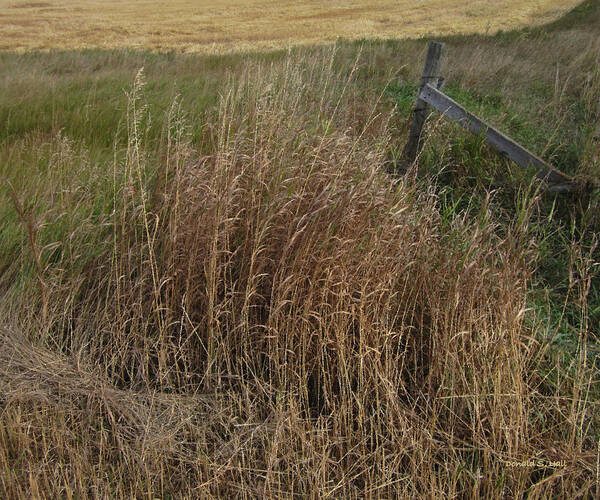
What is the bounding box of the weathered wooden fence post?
[417,83,576,189]
[402,40,446,172]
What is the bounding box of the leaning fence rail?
[402,40,580,193]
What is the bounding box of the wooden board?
[402,41,446,168]
[419,83,575,189]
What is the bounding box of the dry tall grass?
[1,51,598,498]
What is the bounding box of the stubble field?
[0,0,583,52]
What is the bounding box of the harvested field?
[0,0,583,52]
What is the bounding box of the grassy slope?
[0,1,599,498]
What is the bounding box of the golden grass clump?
[1,52,598,497]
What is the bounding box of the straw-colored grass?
[1,42,598,496]
[0,0,582,52]
[0,1,599,497]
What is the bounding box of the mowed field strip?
[0,0,583,52]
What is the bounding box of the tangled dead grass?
[0,51,598,497]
